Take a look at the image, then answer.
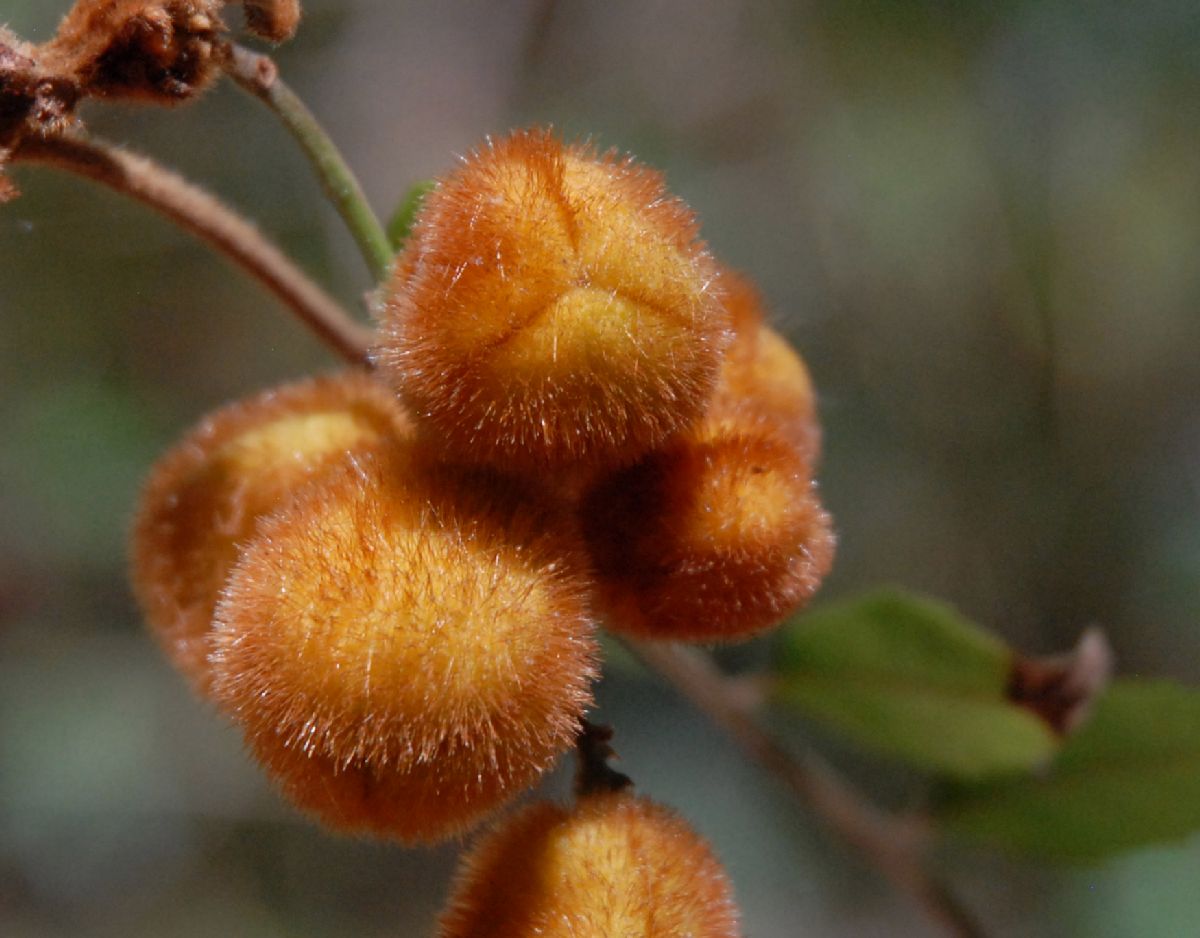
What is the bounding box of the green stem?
[222,43,394,284]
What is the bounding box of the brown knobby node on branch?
[209,445,599,842]
[0,0,305,183]
[1007,626,1114,736]
[376,127,732,473]
[1,0,241,196]
[40,0,228,104]
[0,28,76,139]
[0,27,77,199]
[574,719,633,797]
[130,371,410,694]
[436,792,743,938]
[242,0,301,43]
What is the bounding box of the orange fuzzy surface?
[210,447,598,842]
[130,371,410,694]
[582,430,835,642]
[437,792,742,938]
[705,270,820,461]
[242,0,300,42]
[376,128,731,471]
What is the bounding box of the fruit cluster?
[132,130,833,861]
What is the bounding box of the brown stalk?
[625,639,986,938]
[10,132,373,365]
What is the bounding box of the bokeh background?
[3,1,1199,935]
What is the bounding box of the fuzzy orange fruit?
[706,270,820,461]
[130,371,410,693]
[209,446,598,841]
[582,427,834,642]
[437,792,742,938]
[376,128,731,471]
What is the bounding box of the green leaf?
[771,589,1058,779]
[386,180,435,250]
[938,680,1200,862]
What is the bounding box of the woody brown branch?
[10,132,373,364]
[625,639,987,938]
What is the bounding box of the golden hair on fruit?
[707,269,820,462]
[437,792,742,938]
[375,127,732,471]
[209,446,598,842]
[130,370,410,694]
[582,427,835,642]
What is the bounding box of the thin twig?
[221,44,394,284]
[11,132,373,365]
[574,719,633,797]
[624,639,986,938]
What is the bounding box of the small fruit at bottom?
[437,792,742,938]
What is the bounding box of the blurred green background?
[2,1,1199,934]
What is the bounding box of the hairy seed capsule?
[130,371,410,694]
[707,271,820,462]
[437,792,742,938]
[577,267,833,641]
[209,447,598,842]
[376,128,731,472]
[581,428,834,642]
